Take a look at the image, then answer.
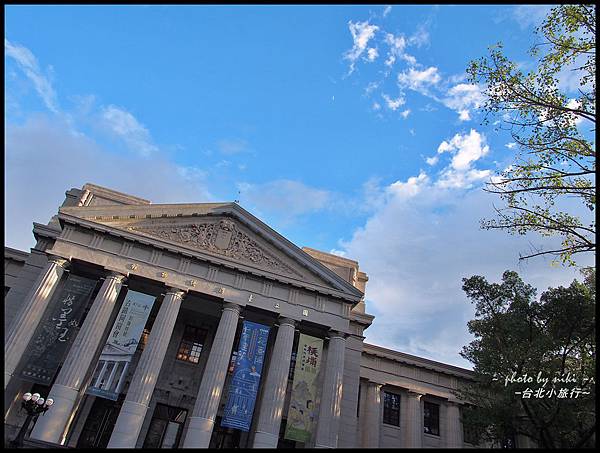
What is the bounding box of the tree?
[468,5,595,265]
[455,269,595,448]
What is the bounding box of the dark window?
[383,391,400,426]
[143,404,187,448]
[424,401,440,435]
[209,416,241,448]
[77,395,124,448]
[176,325,207,364]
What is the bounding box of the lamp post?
[10,392,54,448]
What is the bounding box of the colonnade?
[5,255,347,448]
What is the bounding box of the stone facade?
[4,183,484,448]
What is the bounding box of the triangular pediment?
[58,202,363,300]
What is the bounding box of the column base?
[315,443,335,448]
[253,430,279,448]
[182,416,215,448]
[107,400,148,448]
[30,384,78,444]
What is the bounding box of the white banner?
[87,289,156,400]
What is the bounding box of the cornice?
[363,343,475,380]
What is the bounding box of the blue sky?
[5,5,594,368]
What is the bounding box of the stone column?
[30,271,126,444]
[445,401,463,447]
[362,381,382,448]
[108,288,186,448]
[182,302,241,448]
[405,391,423,447]
[4,255,69,390]
[252,317,296,448]
[314,331,346,448]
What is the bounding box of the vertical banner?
[18,274,97,385]
[221,320,271,431]
[87,289,156,400]
[284,334,323,443]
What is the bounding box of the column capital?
[165,287,186,299]
[48,254,70,268]
[407,390,425,399]
[328,330,348,340]
[105,271,127,283]
[223,301,242,314]
[277,317,296,328]
[367,379,385,388]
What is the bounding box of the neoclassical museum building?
[4,183,485,449]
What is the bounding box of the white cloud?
[505,142,517,149]
[382,5,392,18]
[397,66,441,93]
[367,47,379,62]
[512,5,553,29]
[337,168,592,367]
[387,172,429,199]
[434,129,492,189]
[442,83,485,122]
[5,38,59,113]
[408,23,430,47]
[364,81,380,96]
[400,109,411,119]
[100,105,159,157]
[5,115,213,252]
[426,155,439,166]
[345,21,379,74]
[236,179,332,222]
[436,129,490,170]
[330,249,347,257]
[566,98,584,125]
[382,93,405,111]
[372,101,382,111]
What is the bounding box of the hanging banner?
[284,334,323,443]
[87,289,156,400]
[18,274,97,385]
[221,320,271,431]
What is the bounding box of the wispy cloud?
[100,105,159,157]
[397,66,441,93]
[441,83,485,122]
[216,138,250,155]
[5,38,59,113]
[512,5,554,29]
[382,93,405,111]
[344,21,379,74]
[237,179,332,222]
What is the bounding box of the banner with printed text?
[284,334,323,443]
[221,320,271,431]
[18,274,97,385]
[86,289,156,400]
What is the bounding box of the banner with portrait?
[284,334,323,443]
[18,274,97,385]
[86,289,156,400]
[221,320,271,431]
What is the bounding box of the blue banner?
[221,320,271,431]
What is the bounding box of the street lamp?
[10,392,54,447]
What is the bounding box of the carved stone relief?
[128,218,303,278]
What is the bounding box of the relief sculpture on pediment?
[129,219,302,277]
